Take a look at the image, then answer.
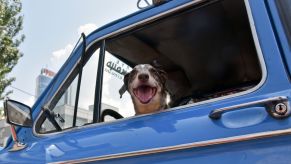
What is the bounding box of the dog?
[119,64,169,115]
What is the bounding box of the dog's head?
[119,64,168,115]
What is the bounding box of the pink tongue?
[136,87,153,103]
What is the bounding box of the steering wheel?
[101,109,124,122]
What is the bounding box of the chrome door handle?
[209,96,291,119]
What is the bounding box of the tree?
[0,0,24,100]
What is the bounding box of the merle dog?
[119,64,169,115]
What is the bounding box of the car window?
[38,48,100,133]
[105,0,263,112]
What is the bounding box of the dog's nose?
[138,73,149,82]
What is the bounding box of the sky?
[4,0,142,114]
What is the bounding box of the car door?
[32,1,291,163]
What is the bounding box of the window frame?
[72,33,87,127]
[92,40,106,123]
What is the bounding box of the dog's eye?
[129,69,138,79]
[149,68,157,74]
[149,68,167,84]
[149,68,160,78]
[131,69,137,75]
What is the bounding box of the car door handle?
[209,96,291,119]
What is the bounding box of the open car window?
[105,0,263,109]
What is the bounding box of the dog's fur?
[119,64,169,115]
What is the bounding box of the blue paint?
[1,0,291,163]
[221,107,268,129]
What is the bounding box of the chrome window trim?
[33,0,267,137]
[49,128,291,164]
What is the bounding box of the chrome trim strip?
[50,128,291,164]
[34,0,267,137]
[209,96,288,119]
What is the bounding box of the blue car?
[1,0,291,163]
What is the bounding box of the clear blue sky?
[6,0,139,106]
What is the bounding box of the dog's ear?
[157,69,167,86]
[119,72,130,98]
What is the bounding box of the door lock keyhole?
[274,103,288,115]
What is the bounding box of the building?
[35,68,56,98]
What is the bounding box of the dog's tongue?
[135,86,156,104]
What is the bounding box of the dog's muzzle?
[133,85,157,104]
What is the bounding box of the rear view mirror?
[4,99,32,127]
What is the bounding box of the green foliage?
[0,0,24,99]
